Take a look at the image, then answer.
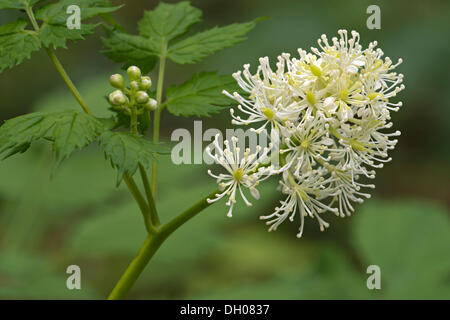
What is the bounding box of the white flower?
[327,167,375,217]
[223,59,299,133]
[312,30,365,74]
[260,169,338,238]
[281,117,335,176]
[209,30,404,237]
[206,135,272,217]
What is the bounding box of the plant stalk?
[27,4,154,234]
[25,5,93,116]
[107,189,219,300]
[139,163,160,226]
[123,174,156,234]
[25,5,217,301]
[45,49,93,115]
[151,50,167,197]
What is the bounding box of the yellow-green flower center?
[233,168,244,181]
[296,187,309,201]
[310,64,322,77]
[261,107,275,119]
[301,140,310,149]
[306,90,316,105]
[340,89,349,101]
[368,92,379,101]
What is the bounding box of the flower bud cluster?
[207,30,404,237]
[108,66,158,116]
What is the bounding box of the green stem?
[45,48,93,115]
[27,3,152,233]
[123,174,156,234]
[128,86,139,134]
[130,106,138,134]
[25,5,39,31]
[107,189,219,300]
[139,163,160,226]
[151,50,167,197]
[25,5,93,115]
[107,233,159,300]
[160,189,219,237]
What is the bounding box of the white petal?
[250,187,260,200]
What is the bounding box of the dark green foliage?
[165,72,237,117]
[99,131,170,185]
[0,110,105,166]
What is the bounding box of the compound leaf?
[101,28,159,73]
[138,1,202,43]
[101,1,202,72]
[35,0,121,49]
[99,131,170,185]
[0,110,105,166]
[165,72,236,117]
[38,23,98,48]
[168,19,260,64]
[0,19,41,72]
[0,0,44,10]
[51,112,105,166]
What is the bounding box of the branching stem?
[25,5,216,300]
[123,174,157,234]
[139,163,160,226]
[107,189,219,300]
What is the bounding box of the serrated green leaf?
[51,112,105,166]
[138,1,202,42]
[35,0,120,22]
[0,20,28,35]
[0,19,41,72]
[0,113,53,158]
[0,0,43,10]
[99,131,170,185]
[0,110,105,165]
[39,23,98,48]
[99,12,125,32]
[35,0,121,49]
[101,29,158,73]
[101,1,202,71]
[165,72,236,117]
[168,19,259,64]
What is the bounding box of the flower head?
[206,135,272,217]
[210,30,404,237]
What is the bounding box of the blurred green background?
[0,0,449,299]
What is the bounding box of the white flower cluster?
[207,30,404,237]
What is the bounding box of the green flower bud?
[109,74,125,88]
[109,90,127,105]
[143,98,158,111]
[127,66,141,81]
[135,91,150,104]
[130,81,140,91]
[139,76,152,90]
